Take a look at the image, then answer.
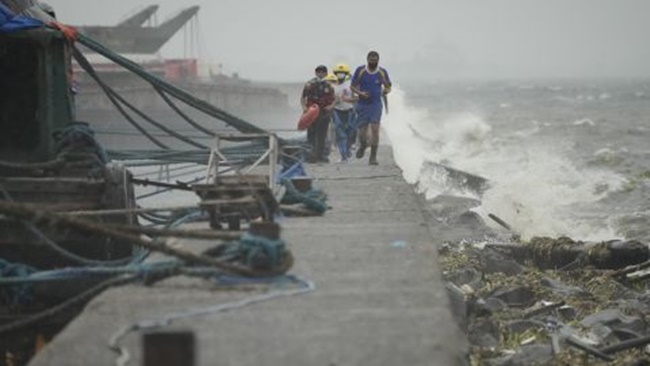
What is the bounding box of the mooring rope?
[0,185,147,268]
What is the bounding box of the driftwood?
[486,237,650,271]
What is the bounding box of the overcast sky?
[47,0,650,82]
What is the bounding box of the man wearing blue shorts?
[350,51,392,165]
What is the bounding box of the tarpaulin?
[0,2,43,32]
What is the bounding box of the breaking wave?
[383,87,625,240]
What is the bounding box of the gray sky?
[48,0,650,82]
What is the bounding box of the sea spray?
[383,86,624,241]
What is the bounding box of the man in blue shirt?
[350,51,392,165]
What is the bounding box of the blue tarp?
[0,3,43,32]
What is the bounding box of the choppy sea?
[386,79,650,242]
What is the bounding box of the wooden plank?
[18,202,101,211]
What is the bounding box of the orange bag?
[297,104,319,131]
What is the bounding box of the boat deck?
[28,146,466,366]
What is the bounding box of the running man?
[350,51,392,165]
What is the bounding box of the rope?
[206,232,287,271]
[0,201,291,277]
[153,87,215,137]
[71,47,170,150]
[75,34,280,140]
[0,259,37,306]
[73,48,208,150]
[109,275,315,366]
[0,184,147,268]
[279,178,328,214]
[54,122,109,165]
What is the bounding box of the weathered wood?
[0,177,104,193]
[21,202,101,212]
[193,175,279,230]
[63,198,255,217]
[105,224,243,240]
[488,213,513,231]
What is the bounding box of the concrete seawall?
[29,146,467,366]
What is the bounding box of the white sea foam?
[383,86,625,240]
[573,118,596,127]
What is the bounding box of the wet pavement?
[28,146,467,366]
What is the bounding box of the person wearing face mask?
[301,65,328,111]
[301,65,336,163]
[330,63,358,162]
[350,51,392,165]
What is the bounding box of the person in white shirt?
[330,63,357,162]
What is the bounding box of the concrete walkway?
[29,146,466,366]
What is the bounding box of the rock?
[481,250,525,276]
[451,267,482,289]
[484,297,509,313]
[590,323,616,344]
[581,309,646,335]
[490,286,536,308]
[558,306,578,322]
[619,299,650,314]
[446,282,469,329]
[613,327,643,341]
[452,211,487,230]
[470,297,507,318]
[540,277,589,298]
[469,318,500,348]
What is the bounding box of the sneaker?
[369,158,378,166]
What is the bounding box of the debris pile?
[441,235,650,365]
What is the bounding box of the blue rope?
[210,232,287,271]
[279,178,328,214]
[0,259,37,305]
